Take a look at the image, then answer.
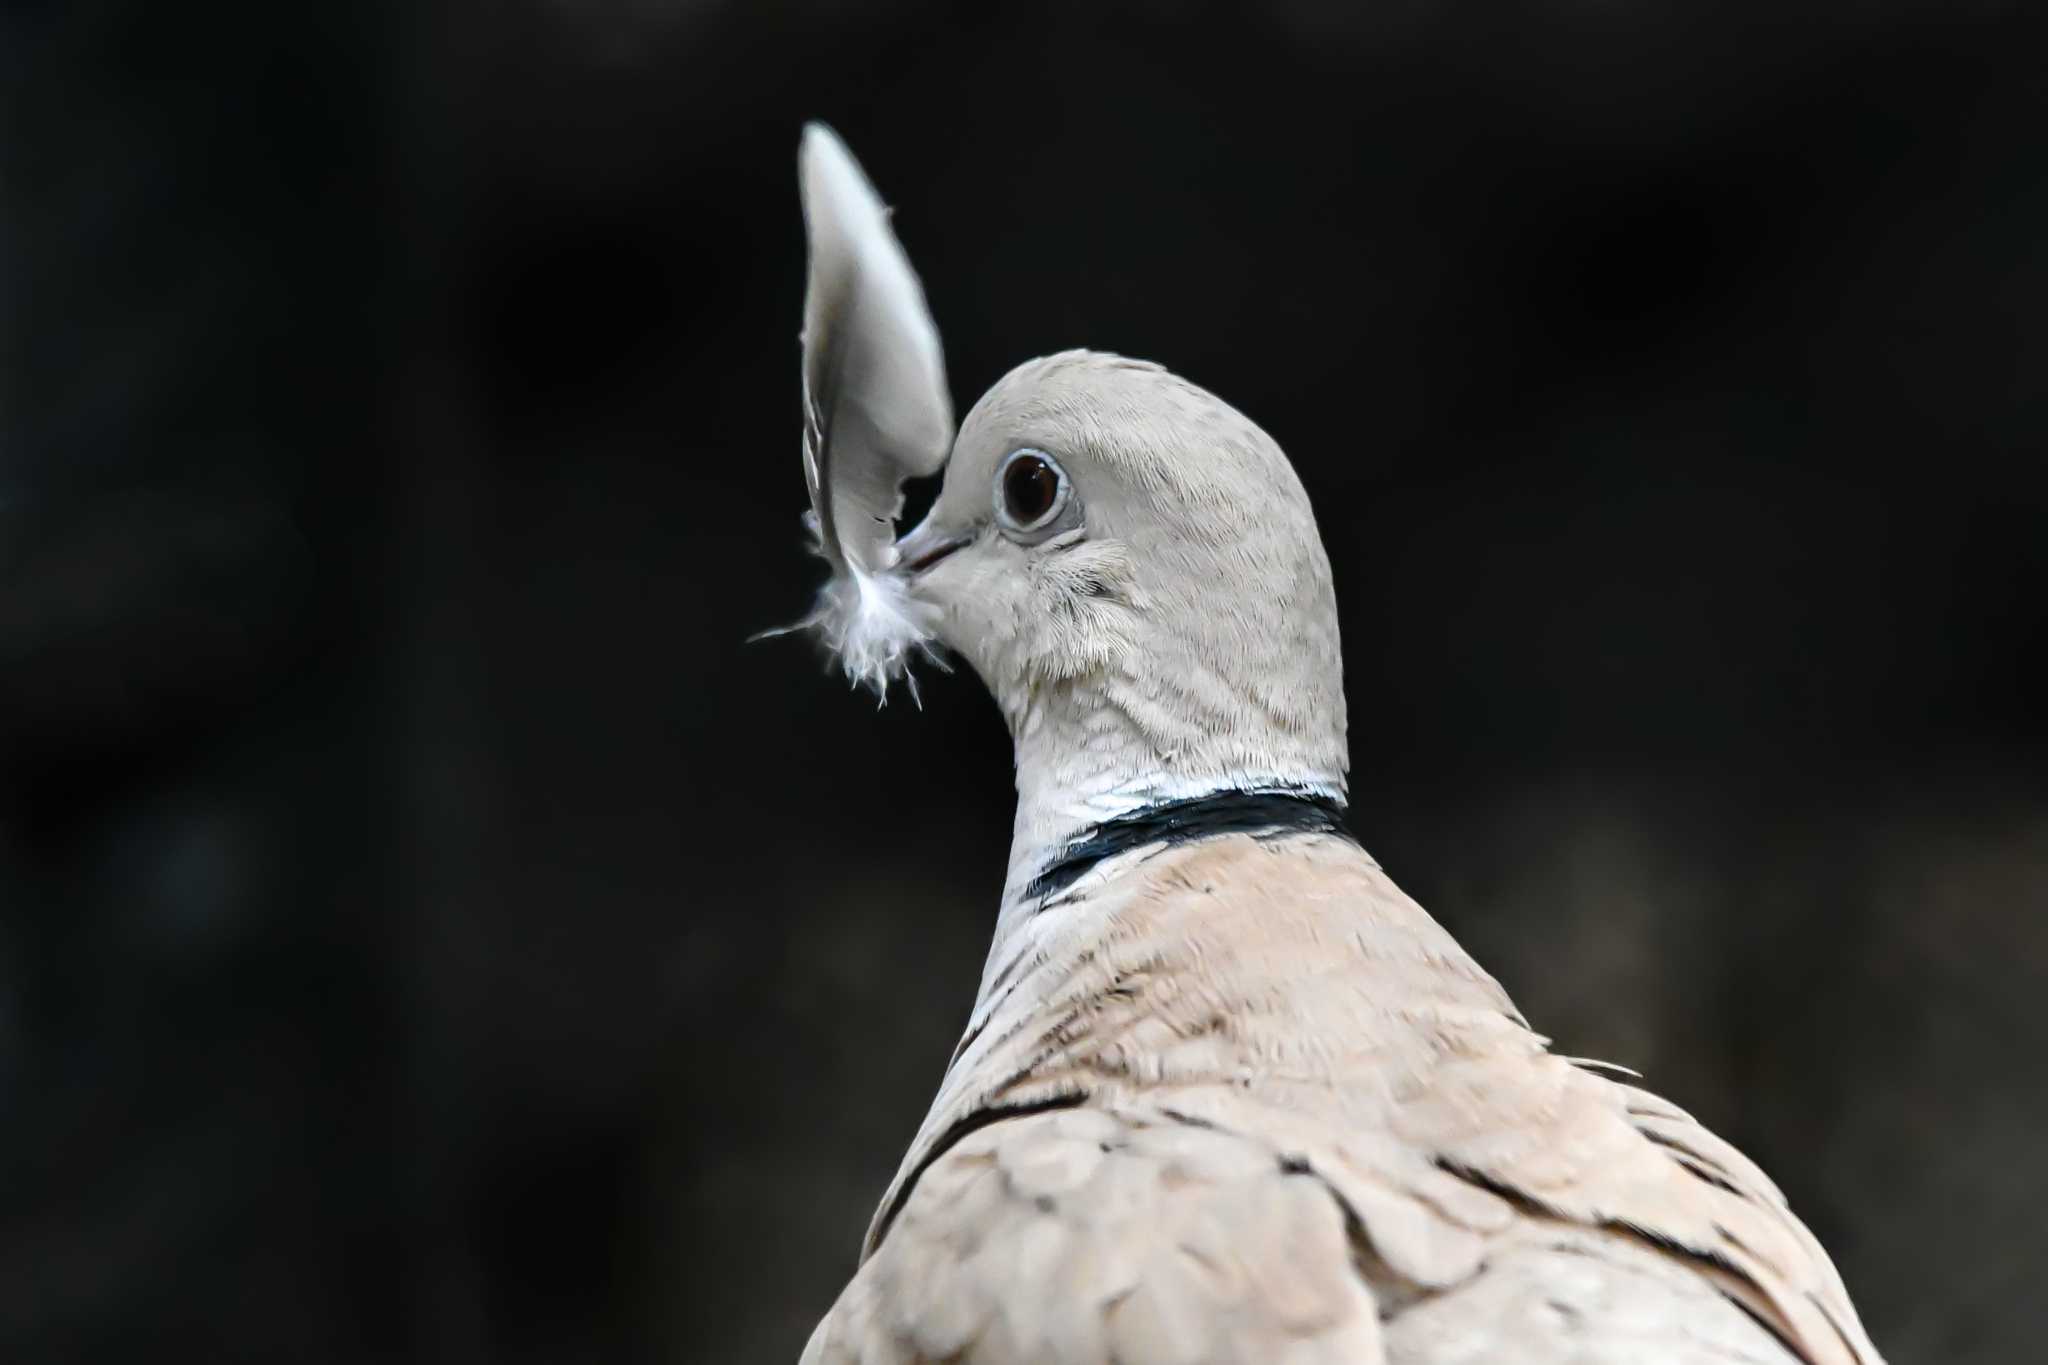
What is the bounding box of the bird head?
[790,126,1348,849]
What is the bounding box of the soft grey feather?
[797,123,953,578]
[791,124,955,694]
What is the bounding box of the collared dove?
[786,123,1884,1365]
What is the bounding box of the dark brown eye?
[995,448,1070,533]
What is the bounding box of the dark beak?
[895,520,970,574]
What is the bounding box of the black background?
[5,3,2045,1362]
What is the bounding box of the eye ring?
[993,448,1071,536]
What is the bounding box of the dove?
[786,123,1884,1365]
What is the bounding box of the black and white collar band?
[1025,789,1356,901]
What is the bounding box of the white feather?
[785,123,956,702]
[805,516,943,703]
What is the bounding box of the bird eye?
[994,449,1069,534]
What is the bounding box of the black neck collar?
[1025,788,1354,901]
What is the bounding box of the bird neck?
[998,674,1347,909]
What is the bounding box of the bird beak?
[894,516,971,576]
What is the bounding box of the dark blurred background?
[4,2,2045,1362]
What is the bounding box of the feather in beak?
[785,123,955,698]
